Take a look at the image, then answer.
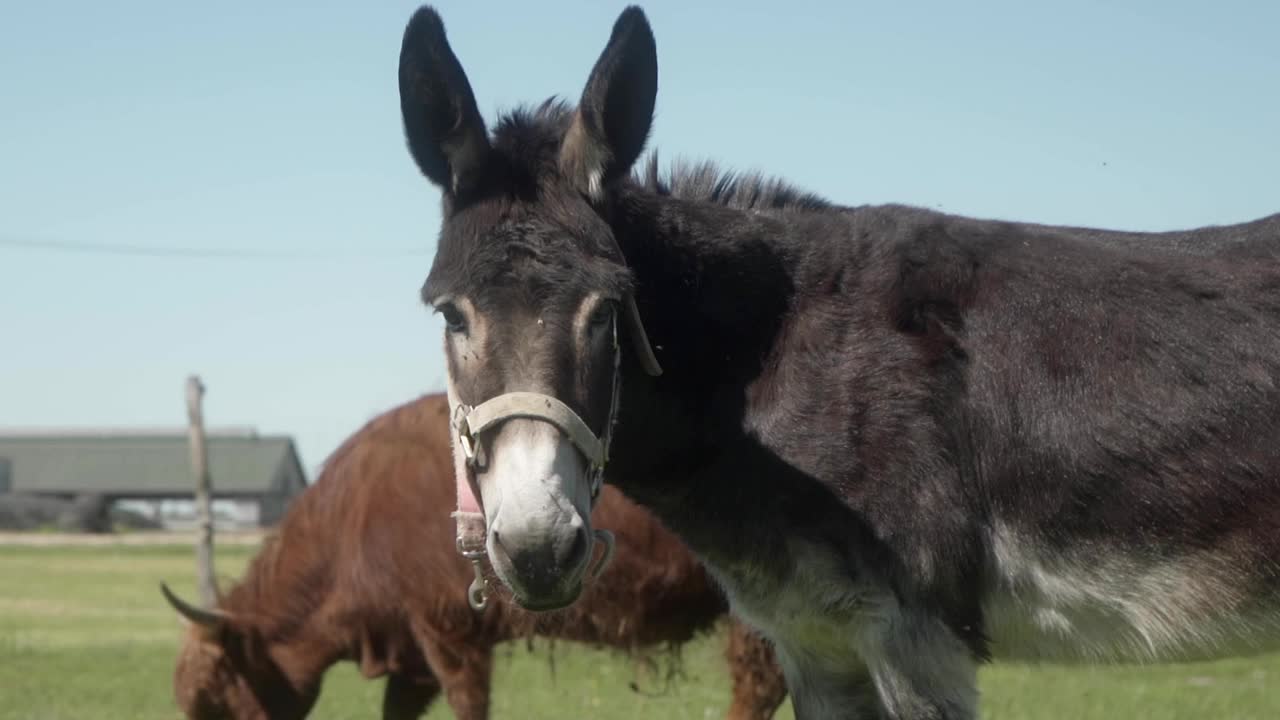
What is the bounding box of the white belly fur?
[985,521,1280,663]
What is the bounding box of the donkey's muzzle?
[488,521,592,608]
[486,482,594,610]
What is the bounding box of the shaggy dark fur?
[165,394,787,720]
[398,5,1280,719]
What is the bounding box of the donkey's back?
[889,205,1280,664]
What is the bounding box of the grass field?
[1,543,1277,719]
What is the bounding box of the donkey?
[397,5,1280,719]
[160,393,787,720]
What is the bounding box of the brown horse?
[161,393,787,720]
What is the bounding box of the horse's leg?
[414,629,494,720]
[382,671,441,720]
[724,619,789,720]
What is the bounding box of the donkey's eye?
[436,303,467,334]
[588,301,616,332]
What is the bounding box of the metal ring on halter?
[467,573,487,610]
[589,528,615,581]
[456,535,489,610]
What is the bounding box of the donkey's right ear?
[398,6,491,195]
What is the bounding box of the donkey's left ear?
[560,6,657,200]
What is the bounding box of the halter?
[450,309,628,610]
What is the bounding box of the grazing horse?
[160,393,787,720]
[395,4,1280,719]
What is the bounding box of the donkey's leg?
[856,609,978,720]
[771,644,882,720]
[415,630,494,720]
[724,619,789,720]
[382,671,441,720]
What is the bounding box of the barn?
[0,428,307,530]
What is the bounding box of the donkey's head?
[399,6,662,610]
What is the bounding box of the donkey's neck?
[616,189,807,377]
[603,188,853,562]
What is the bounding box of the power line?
[0,236,432,260]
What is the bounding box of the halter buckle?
[452,403,477,463]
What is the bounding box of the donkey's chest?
[703,540,875,668]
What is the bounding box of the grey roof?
[0,431,307,497]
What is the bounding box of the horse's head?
[161,583,318,720]
[398,5,662,611]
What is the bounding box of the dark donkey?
[397,5,1280,719]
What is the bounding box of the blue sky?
[2,0,1277,476]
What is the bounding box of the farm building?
[0,428,307,530]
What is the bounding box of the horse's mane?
[215,416,375,636]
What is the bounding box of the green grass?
[1,543,1277,719]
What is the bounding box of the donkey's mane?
[637,154,831,212]
[490,99,831,212]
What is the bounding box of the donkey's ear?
[560,6,657,200]
[398,6,490,195]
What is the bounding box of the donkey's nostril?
[564,525,590,570]
[488,529,512,567]
[487,516,592,601]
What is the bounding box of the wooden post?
[185,375,217,608]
